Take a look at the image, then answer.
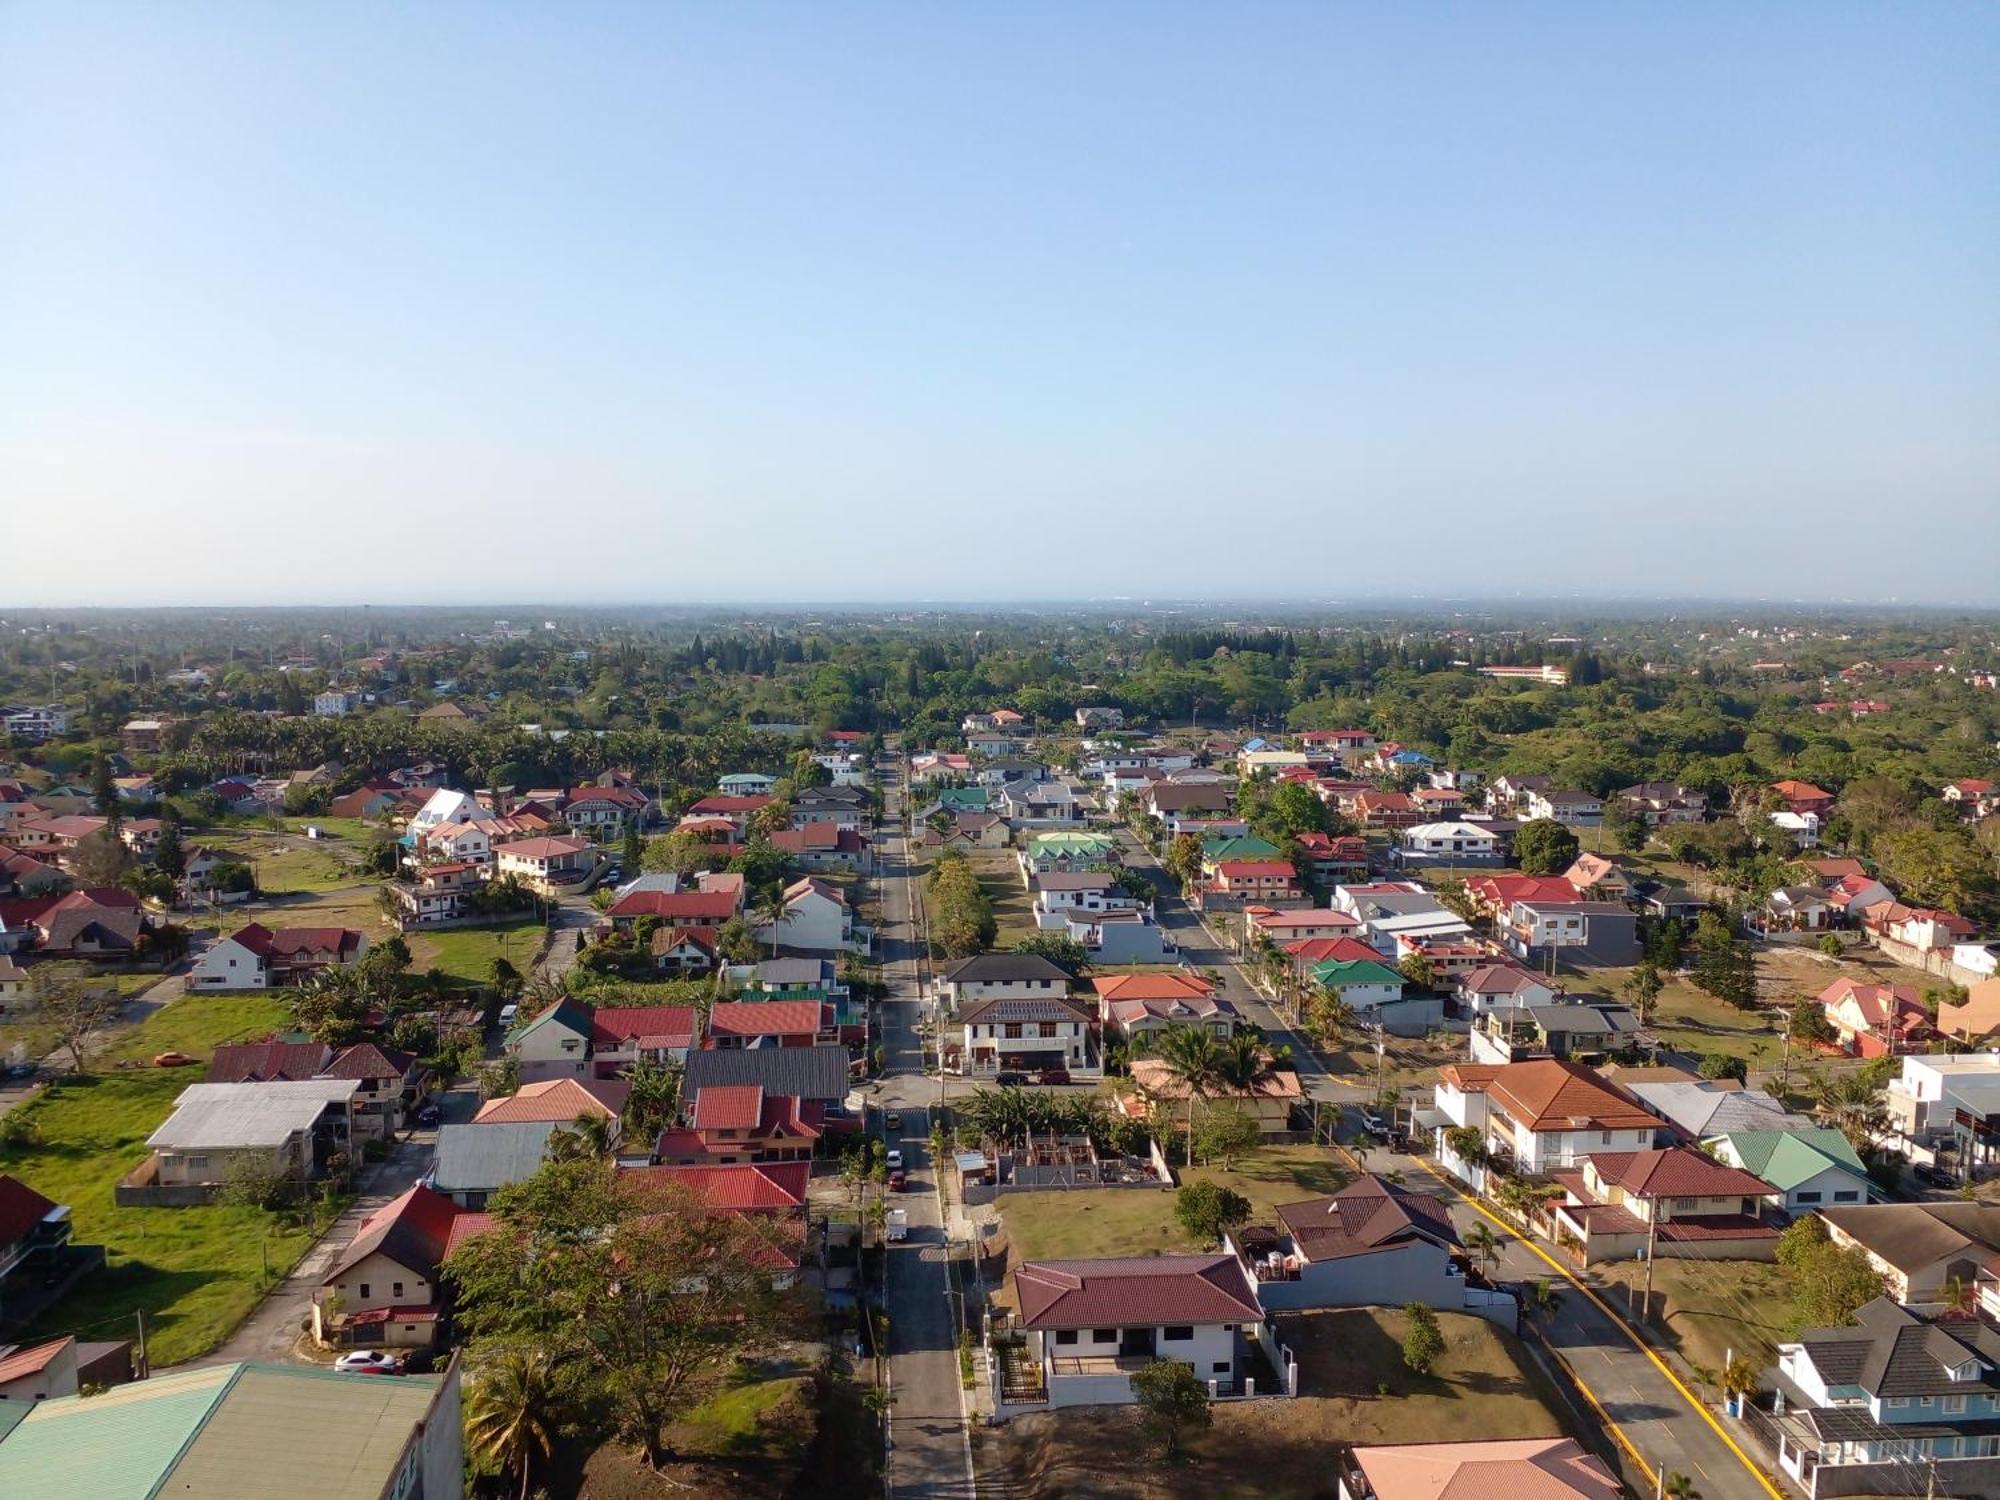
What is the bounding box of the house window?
[1163,1326,1193,1342]
[1212,1361,1231,1375]
[1004,1023,1023,1040]
[1054,1330,1078,1346]
[1039,1023,1057,1038]
[1600,1132,1613,1146]
[1920,1395,1935,1407]
[1090,1328,1116,1344]
[1796,1191,1823,1205]
[1889,1397,1910,1408]
[1834,1190,1859,1203]
[393,1282,405,1298]
[359,1283,371,1298]
[1945,1395,1968,1415]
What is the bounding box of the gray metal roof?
[147,1080,359,1150]
[683,1043,852,1102]
[429,1120,562,1192]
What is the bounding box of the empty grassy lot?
[1593,1255,1793,1378]
[406,918,547,987]
[0,1064,318,1366]
[976,1306,1571,1499]
[998,1144,1350,1264]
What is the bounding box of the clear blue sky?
[3,3,1996,606]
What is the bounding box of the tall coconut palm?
[465,1351,560,1500]
[1464,1220,1501,1278]
[755,887,790,959]
[1152,1025,1225,1166]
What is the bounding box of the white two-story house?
[1433,1059,1660,1182]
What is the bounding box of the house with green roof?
[1309,958,1407,1010]
[503,995,595,1084]
[931,786,990,816]
[1709,1127,1873,1212]
[1020,831,1117,876]
[1200,834,1282,869]
[0,1357,462,1500]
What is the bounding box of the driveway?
[196,1084,479,1367]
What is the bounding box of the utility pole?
[136,1308,149,1379]
[1641,1210,1659,1327]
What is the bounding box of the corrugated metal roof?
[0,1361,236,1498]
[429,1119,562,1192]
[160,1366,442,1499]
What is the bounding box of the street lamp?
[1373,1035,1387,1116]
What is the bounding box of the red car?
[152,1052,199,1068]
[888,1169,908,1192]
[1037,1068,1071,1086]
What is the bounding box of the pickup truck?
[886,1209,909,1242]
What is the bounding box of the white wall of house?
[1030,1321,1239,1407]
[187,937,268,990]
[509,1022,591,1082]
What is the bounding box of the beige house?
[494,834,594,895]
[141,1079,358,1196]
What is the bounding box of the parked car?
[886,1209,909,1242]
[1914,1162,1959,1189]
[995,1071,1027,1087]
[885,1110,903,1131]
[888,1169,908,1191]
[885,1148,904,1170]
[152,1051,198,1068]
[333,1351,405,1375]
[1037,1068,1071,1086]
[1359,1109,1389,1138]
[497,1003,519,1028]
[414,1102,442,1127]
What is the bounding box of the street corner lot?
[974,1305,1572,1499]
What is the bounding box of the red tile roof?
[206,1038,332,1084]
[1091,973,1215,1003]
[1481,1059,1657,1132]
[688,795,775,815]
[1281,936,1383,964]
[443,1211,499,1258]
[1013,1253,1264,1328]
[322,1043,414,1081]
[708,1000,825,1039]
[0,1174,58,1247]
[691,1085,765,1132]
[325,1184,465,1283]
[1249,907,1360,931]
[629,1162,811,1210]
[1214,860,1296,879]
[1585,1147,1773,1200]
[474,1077,629,1123]
[0,1335,75,1385]
[590,1004,698,1049]
[608,889,739,923]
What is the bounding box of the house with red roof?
[1462,874,1581,920]
[206,1038,334,1085]
[313,1184,480,1350]
[1434,1059,1660,1179]
[1773,779,1837,818]
[1818,977,1932,1057]
[1859,901,1978,959]
[1091,972,1239,1043]
[768,821,873,874]
[0,1174,84,1327]
[998,1253,1282,1411]
[1545,1146,1779,1265]
[653,1085,825,1165]
[562,784,652,845]
[493,834,595,895]
[1292,831,1370,884]
[619,1161,813,1282]
[1243,906,1361,951]
[604,886,741,929]
[706,1000,833,1050]
[685,794,774,834]
[1352,790,1420,829]
[1209,860,1299,900]
[187,922,365,990]
[589,1004,699,1074]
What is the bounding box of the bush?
[1173,1179,1251,1245]
[1402,1302,1445,1374]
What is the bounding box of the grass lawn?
[191,827,363,895]
[97,991,294,1065]
[977,1307,1569,1499]
[970,850,1037,946]
[1593,1256,1794,1377]
[666,1372,814,1460]
[999,1144,1350,1264]
[0,1068,317,1366]
[407,918,547,987]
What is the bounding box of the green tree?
[1013,932,1091,975]
[1691,912,1758,1009]
[620,821,643,873]
[463,1350,562,1500]
[1129,1358,1210,1460]
[1401,1301,1445,1374]
[1397,953,1436,993]
[1192,1102,1261,1170]
[1698,1053,1747,1083]
[448,1157,803,1467]
[1777,1217,1887,1330]
[1622,961,1664,1024]
[1464,1220,1501,1277]
[1153,1025,1225,1163]
[1173,1179,1251,1245]
[1513,818,1580,876]
[153,819,186,880]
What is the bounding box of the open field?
[970,849,1038,946]
[997,1145,1350,1265]
[97,991,293,1065]
[975,1306,1570,1499]
[406,918,547,986]
[1593,1256,1793,1377]
[0,1063,318,1366]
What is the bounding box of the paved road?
[198,1083,479,1367]
[876,750,977,1500]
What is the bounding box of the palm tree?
[1465,1220,1502,1278]
[464,1351,560,1500]
[1663,1472,1699,1500]
[1151,1024,1225,1166]
[1720,1352,1759,1411]
[755,888,790,959]
[545,1111,611,1161]
[1214,1032,1269,1092]
[1524,1278,1562,1322]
